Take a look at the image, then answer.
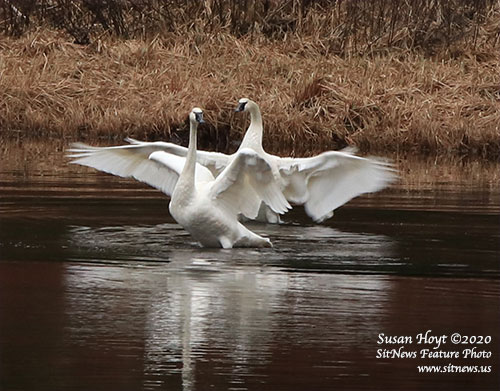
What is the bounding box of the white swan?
[121,99,397,223]
[232,98,397,222]
[68,108,290,248]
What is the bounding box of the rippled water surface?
[1,142,499,390]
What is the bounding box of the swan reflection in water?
[63,223,396,390]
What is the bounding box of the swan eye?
[195,112,205,124]
[235,102,247,112]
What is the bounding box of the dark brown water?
[1,143,499,390]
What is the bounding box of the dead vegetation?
[0,0,499,159]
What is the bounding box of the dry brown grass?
[0,1,499,159]
[3,0,496,53]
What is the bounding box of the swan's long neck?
[179,119,197,190]
[239,103,264,152]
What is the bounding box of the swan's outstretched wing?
[125,138,231,176]
[148,151,214,183]
[210,148,291,219]
[67,143,183,196]
[278,150,397,222]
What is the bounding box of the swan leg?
[264,207,282,224]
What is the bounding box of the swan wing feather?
[148,151,214,183]
[68,143,181,196]
[210,148,291,219]
[125,138,230,176]
[278,150,397,222]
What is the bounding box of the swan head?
[189,107,205,124]
[235,98,251,112]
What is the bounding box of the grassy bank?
[1,1,499,159]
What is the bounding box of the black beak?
[195,112,205,124]
[235,102,247,112]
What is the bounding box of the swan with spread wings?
[109,99,397,223]
[68,108,290,248]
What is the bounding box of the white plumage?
[70,99,396,226]
[114,99,397,223]
[233,98,397,222]
[68,108,290,248]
